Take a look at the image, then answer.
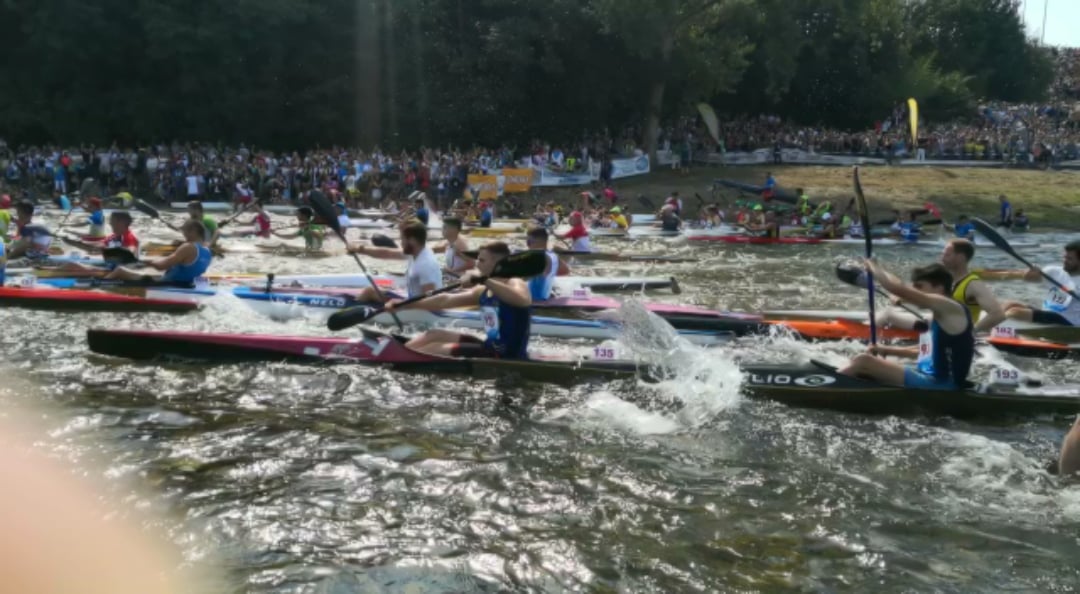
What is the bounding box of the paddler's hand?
[383,298,404,311]
[348,243,366,255]
[459,270,485,288]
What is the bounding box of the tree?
[590,0,753,160]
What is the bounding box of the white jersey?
[1041,265,1080,325]
[444,241,468,272]
[406,246,443,298]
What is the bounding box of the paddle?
[852,166,878,345]
[216,199,257,229]
[971,217,1080,302]
[371,234,398,248]
[133,199,162,220]
[101,247,140,265]
[326,249,548,332]
[308,190,404,330]
[637,195,656,211]
[835,262,928,330]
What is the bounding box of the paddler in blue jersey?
[944,214,975,240]
[105,220,212,283]
[998,194,1012,229]
[896,211,920,243]
[5,202,54,265]
[526,227,569,301]
[386,241,532,359]
[839,260,975,390]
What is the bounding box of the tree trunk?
[645,33,675,164]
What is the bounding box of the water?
[4,223,1080,592]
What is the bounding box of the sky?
[1021,0,1080,47]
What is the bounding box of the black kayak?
[87,329,1080,419]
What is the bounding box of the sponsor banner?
[590,155,651,180]
[467,174,499,200]
[534,168,595,187]
[501,168,534,193]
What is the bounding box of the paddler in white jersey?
[876,239,1005,334]
[348,221,442,301]
[430,217,474,276]
[525,227,569,301]
[840,261,975,390]
[991,241,1080,327]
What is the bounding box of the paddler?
[273,206,325,251]
[5,202,53,264]
[61,211,142,273]
[229,200,272,238]
[998,194,1012,229]
[348,221,442,301]
[166,201,219,246]
[944,215,975,240]
[478,201,493,228]
[840,260,975,390]
[61,196,106,239]
[608,206,629,230]
[334,201,352,231]
[654,203,682,232]
[795,188,812,221]
[557,211,591,252]
[747,209,779,239]
[105,219,212,283]
[896,211,920,243]
[0,194,12,241]
[527,227,569,300]
[430,217,474,276]
[385,241,532,358]
[992,241,1080,327]
[876,239,1005,334]
[411,194,430,226]
[1012,209,1029,232]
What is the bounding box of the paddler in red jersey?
[106,220,212,284]
[839,260,975,390]
[557,211,591,252]
[224,200,272,238]
[385,241,532,359]
[61,211,142,274]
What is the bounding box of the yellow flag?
[907,98,918,146]
[697,103,720,145]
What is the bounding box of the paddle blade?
[326,305,383,331]
[835,262,869,288]
[307,190,344,237]
[971,217,1018,257]
[371,234,398,248]
[133,199,161,219]
[491,250,549,278]
[101,247,139,265]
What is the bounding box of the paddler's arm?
[347,244,405,260]
[967,280,1006,333]
[556,258,570,276]
[868,345,918,359]
[146,243,196,271]
[387,285,484,312]
[473,276,531,308]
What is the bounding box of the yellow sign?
[467,174,499,200]
[502,168,534,193]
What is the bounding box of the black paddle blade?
[835,262,868,288]
[101,247,139,265]
[326,305,382,331]
[133,199,161,219]
[371,234,398,248]
[492,249,548,278]
[307,190,343,237]
[971,217,1015,255]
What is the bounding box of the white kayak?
[207,273,680,293]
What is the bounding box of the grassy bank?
[537,165,1080,228]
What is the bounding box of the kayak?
[0,286,198,313]
[687,235,823,245]
[820,237,1041,249]
[206,273,682,294]
[86,329,1080,417]
[552,251,696,264]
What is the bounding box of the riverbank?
[537,165,1080,228]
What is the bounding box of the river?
[2,224,1078,592]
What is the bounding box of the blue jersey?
[480,210,492,228]
[898,222,919,243]
[953,222,974,239]
[162,244,212,283]
[415,207,429,226]
[478,288,530,359]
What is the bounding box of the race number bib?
[991,326,1016,338]
[990,367,1020,386]
[480,306,499,339]
[1044,287,1073,312]
[592,344,621,360]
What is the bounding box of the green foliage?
[0,0,1056,148]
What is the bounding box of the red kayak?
[687,235,822,244]
[0,286,198,313]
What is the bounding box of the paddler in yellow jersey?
[795,188,812,223]
[0,194,12,241]
[273,206,325,251]
[876,239,1005,334]
[608,206,629,230]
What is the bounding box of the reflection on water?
[4,229,1080,592]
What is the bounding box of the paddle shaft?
[972,217,1080,301]
[853,167,878,345]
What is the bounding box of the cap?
[754,204,763,211]
[603,188,616,198]
[609,206,621,214]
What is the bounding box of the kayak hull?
[0,286,198,313]
[86,329,1080,417]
